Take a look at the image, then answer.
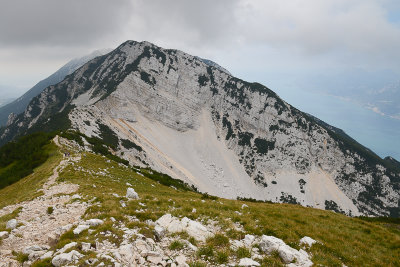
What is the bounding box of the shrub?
[197,245,214,260]
[47,206,54,215]
[169,240,185,250]
[236,247,251,258]
[207,233,229,248]
[215,250,229,264]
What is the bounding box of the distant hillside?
[0,98,15,108]
[0,49,111,126]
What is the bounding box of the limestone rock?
[52,250,83,267]
[155,214,213,241]
[40,250,54,260]
[73,224,90,235]
[299,236,317,247]
[238,257,260,266]
[259,235,313,267]
[175,255,187,266]
[56,242,77,255]
[81,242,91,252]
[243,234,256,247]
[0,231,9,239]
[85,218,104,226]
[154,225,165,240]
[6,219,17,230]
[126,187,139,199]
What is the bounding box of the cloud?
[0,0,132,47]
[1,0,400,88]
[368,105,385,116]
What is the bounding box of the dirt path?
[0,137,88,265]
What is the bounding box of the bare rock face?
[1,40,399,216]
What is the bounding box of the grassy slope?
[0,143,61,209]
[0,144,399,266]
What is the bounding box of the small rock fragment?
[238,257,260,266]
[73,224,90,235]
[0,231,9,239]
[299,236,317,247]
[6,219,17,230]
[126,187,139,199]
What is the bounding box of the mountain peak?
[1,40,399,217]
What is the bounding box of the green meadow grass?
[0,145,398,266]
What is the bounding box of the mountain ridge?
[0,49,111,126]
[0,40,399,217]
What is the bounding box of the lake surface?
[273,87,400,161]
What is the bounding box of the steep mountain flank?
[1,40,399,216]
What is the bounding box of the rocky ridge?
[0,40,399,216]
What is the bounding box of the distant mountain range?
[0,98,15,108]
[0,49,111,126]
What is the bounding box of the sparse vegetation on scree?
[0,136,398,266]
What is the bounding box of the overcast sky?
[1,0,399,88]
[0,0,399,157]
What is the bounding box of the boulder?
[238,257,260,266]
[148,255,163,265]
[154,225,165,240]
[118,244,136,262]
[126,188,139,199]
[40,250,54,260]
[167,217,185,233]
[52,250,83,267]
[259,235,313,267]
[299,236,317,247]
[85,219,104,226]
[73,224,90,235]
[156,214,173,227]
[243,234,256,247]
[185,219,212,242]
[56,242,77,255]
[81,242,91,252]
[155,214,213,242]
[6,219,17,230]
[28,250,46,261]
[23,245,48,255]
[175,255,187,266]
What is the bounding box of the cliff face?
[1,40,399,216]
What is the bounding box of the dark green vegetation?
[139,168,196,192]
[0,132,54,189]
[121,138,143,152]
